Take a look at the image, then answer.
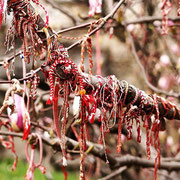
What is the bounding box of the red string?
[0,0,4,28]
[62,166,68,180]
[96,30,101,75]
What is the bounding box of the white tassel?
[62,156,67,166]
[73,96,80,118]
[3,0,7,14]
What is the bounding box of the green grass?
[0,158,79,180]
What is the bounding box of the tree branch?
[1,66,180,121]
[115,155,180,171]
[98,166,127,180]
[125,16,180,25]
[1,130,180,172]
[67,0,125,50]
[44,0,78,25]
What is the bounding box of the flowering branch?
[126,29,180,99]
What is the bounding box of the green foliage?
[0,158,79,180]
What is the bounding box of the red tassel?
[117,116,122,153]
[46,98,52,105]
[89,114,95,123]
[0,0,4,28]
[62,166,68,180]
[23,121,31,140]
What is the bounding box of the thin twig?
[115,155,180,171]
[57,21,92,34]
[67,0,125,50]
[44,0,78,25]
[0,67,42,84]
[0,80,12,84]
[98,166,127,180]
[125,16,180,25]
[0,50,21,67]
